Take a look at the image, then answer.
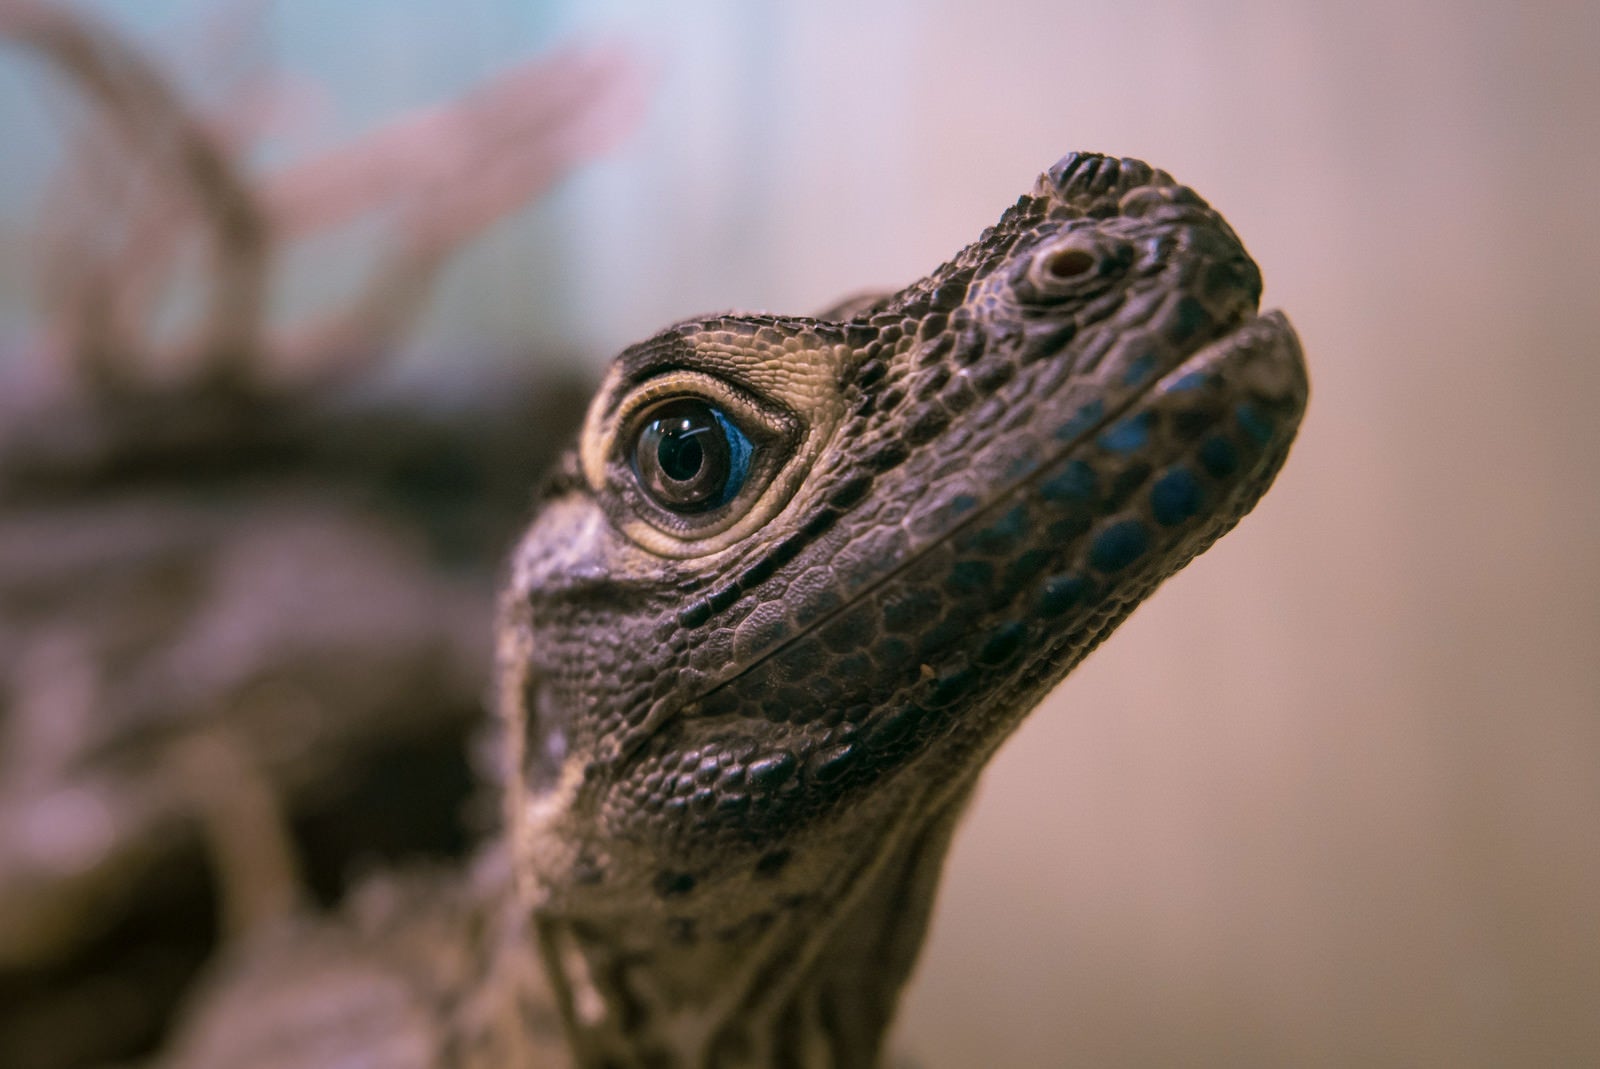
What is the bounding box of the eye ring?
[631,398,753,513]
[594,367,807,555]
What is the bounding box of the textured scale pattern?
[494,152,1306,1067]
[506,154,1300,871]
[160,152,1307,1069]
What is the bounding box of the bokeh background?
[2,1,1597,1066]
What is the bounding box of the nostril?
[1044,248,1095,279]
[1015,240,1124,305]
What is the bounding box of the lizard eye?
[600,368,804,554]
[631,399,753,513]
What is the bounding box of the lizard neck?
[531,782,972,1069]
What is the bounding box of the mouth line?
[614,307,1278,765]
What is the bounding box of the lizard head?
[500,152,1306,940]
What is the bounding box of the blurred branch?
[3,0,268,396]
[262,43,647,386]
[1,0,646,397]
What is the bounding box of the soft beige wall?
[854,4,1600,1066]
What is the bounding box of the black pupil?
[656,419,706,481]
[632,399,738,514]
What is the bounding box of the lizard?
[156,151,1308,1069]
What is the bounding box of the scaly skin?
[164,152,1308,1069]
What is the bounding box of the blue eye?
[632,399,752,513]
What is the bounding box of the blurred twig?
[3,0,268,396]
[0,0,646,396]
[262,42,646,385]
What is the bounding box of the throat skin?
[527,777,977,1069]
